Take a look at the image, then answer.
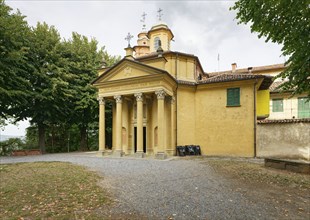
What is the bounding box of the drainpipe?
[253,79,258,158]
[175,53,179,150]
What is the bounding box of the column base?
[113,150,124,157]
[155,152,167,160]
[165,149,176,156]
[134,152,146,158]
[96,150,106,157]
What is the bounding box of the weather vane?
[140,12,147,31]
[125,32,133,47]
[157,8,163,21]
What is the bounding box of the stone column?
[170,96,176,156]
[114,95,123,157]
[155,89,167,159]
[134,92,145,158]
[97,96,105,156]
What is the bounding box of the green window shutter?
[227,88,240,106]
[272,99,283,112]
[298,97,310,118]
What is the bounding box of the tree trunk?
[51,126,54,153]
[79,126,88,151]
[38,123,46,153]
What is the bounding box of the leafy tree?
[231,0,310,96]
[61,33,103,150]
[19,22,73,153]
[63,33,119,150]
[0,0,32,118]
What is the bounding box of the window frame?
[298,97,310,118]
[272,98,284,112]
[154,37,160,50]
[226,87,240,107]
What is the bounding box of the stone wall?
[257,119,310,161]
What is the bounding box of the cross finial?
[140,12,147,31]
[157,8,163,21]
[125,32,133,47]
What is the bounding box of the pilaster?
[114,95,123,157]
[97,96,106,156]
[155,89,167,159]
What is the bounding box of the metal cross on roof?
[125,32,133,47]
[157,8,163,21]
[140,12,147,31]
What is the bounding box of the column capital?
[97,96,105,105]
[170,96,175,104]
[114,95,122,103]
[155,89,166,100]
[134,92,143,102]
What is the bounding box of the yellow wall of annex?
[177,86,196,145]
[195,82,255,157]
[257,90,270,118]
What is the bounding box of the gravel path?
[0,153,306,219]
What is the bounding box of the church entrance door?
[134,127,146,153]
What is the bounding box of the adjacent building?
[211,63,310,120]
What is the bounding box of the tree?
[63,33,120,150]
[0,0,33,118]
[19,22,73,153]
[231,0,310,96]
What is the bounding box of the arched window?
[154,37,160,50]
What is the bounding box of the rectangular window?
[298,97,310,118]
[227,88,240,106]
[272,99,283,112]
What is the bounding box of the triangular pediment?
[92,58,168,85]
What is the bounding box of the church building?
[92,16,272,158]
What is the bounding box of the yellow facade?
[92,22,272,158]
[257,90,270,119]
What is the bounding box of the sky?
[2,0,284,136]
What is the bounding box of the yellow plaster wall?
[176,86,196,145]
[195,82,255,157]
[164,56,176,78]
[151,97,158,154]
[142,59,166,70]
[257,90,270,118]
[149,32,170,52]
[122,100,129,154]
[165,99,172,154]
[112,103,116,150]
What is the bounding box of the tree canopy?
[0,0,120,152]
[231,0,310,96]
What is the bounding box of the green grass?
[206,159,310,189]
[0,162,108,219]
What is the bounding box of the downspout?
[253,79,258,158]
[175,53,179,149]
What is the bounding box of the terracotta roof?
[207,63,285,75]
[258,118,310,124]
[269,81,285,92]
[199,74,265,84]
[177,74,272,90]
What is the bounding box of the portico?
[93,58,177,158]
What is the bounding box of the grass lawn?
[206,159,310,189]
[0,162,108,219]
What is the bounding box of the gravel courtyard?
[0,152,309,220]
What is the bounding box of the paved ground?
[0,153,308,219]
